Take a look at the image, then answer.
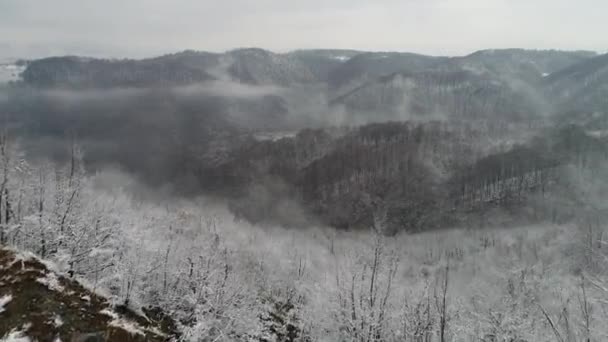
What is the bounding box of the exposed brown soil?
[0,248,177,341]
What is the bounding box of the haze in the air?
[1,0,607,59]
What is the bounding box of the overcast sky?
[1,0,606,59]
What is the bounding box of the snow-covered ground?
[332,55,350,61]
[0,295,12,314]
[588,129,608,138]
[0,330,31,342]
[253,130,297,141]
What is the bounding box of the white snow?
[0,294,12,313]
[333,56,350,61]
[36,273,64,292]
[101,309,163,337]
[0,330,31,342]
[542,72,550,77]
[588,129,608,138]
[372,54,389,59]
[100,308,119,319]
[253,131,297,142]
[148,327,167,337]
[53,315,63,327]
[4,249,60,275]
[7,250,37,269]
[108,319,146,336]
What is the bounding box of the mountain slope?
[226,48,317,86]
[544,53,608,115]
[20,48,321,88]
[330,69,544,124]
[0,248,177,341]
[327,52,447,92]
[21,55,218,88]
[208,122,487,231]
[288,49,361,82]
[449,49,596,84]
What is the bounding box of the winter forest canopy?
[2,44,608,341]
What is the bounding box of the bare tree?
[335,230,398,342]
[435,257,450,342]
[0,128,11,245]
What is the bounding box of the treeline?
[18,48,317,89]
[208,122,608,232]
[332,70,544,124]
[21,56,216,88]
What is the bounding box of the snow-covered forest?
[2,130,608,341]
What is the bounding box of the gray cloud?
[0,0,607,59]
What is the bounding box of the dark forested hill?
[330,69,545,124]
[544,53,608,116]
[450,49,596,84]
[198,121,608,232]
[327,52,448,92]
[21,55,218,88]
[19,48,324,88]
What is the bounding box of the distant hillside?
[544,53,608,115]
[330,69,544,124]
[288,49,362,82]
[21,55,217,88]
[450,49,596,83]
[327,52,447,93]
[326,49,596,95]
[199,121,608,232]
[226,48,317,86]
[20,48,323,88]
[18,48,600,105]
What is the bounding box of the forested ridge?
[4,48,608,232]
